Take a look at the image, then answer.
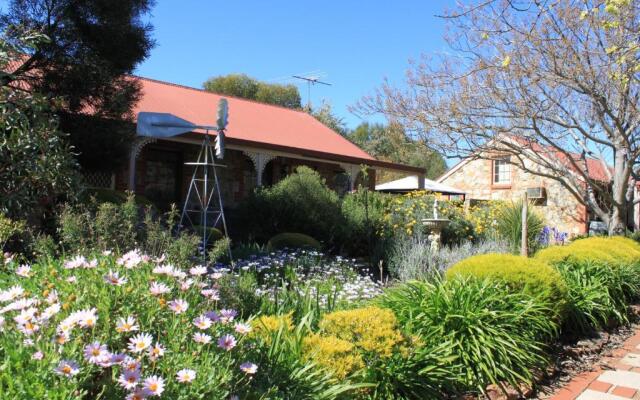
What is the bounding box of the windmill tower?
[136,99,232,263]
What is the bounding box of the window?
[493,158,511,184]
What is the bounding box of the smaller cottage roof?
[376,175,465,194]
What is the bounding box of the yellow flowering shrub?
[318,307,405,358]
[447,253,568,316]
[302,334,364,379]
[535,236,640,266]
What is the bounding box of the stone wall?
[440,157,588,235]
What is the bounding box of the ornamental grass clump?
[378,277,558,395]
[446,253,568,320]
[555,261,631,336]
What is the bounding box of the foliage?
[388,237,510,281]
[266,232,322,251]
[319,307,405,359]
[302,334,364,379]
[83,188,155,208]
[382,191,472,243]
[340,188,392,258]
[239,316,364,399]
[536,236,640,266]
[349,122,447,181]
[495,200,545,253]
[556,261,630,336]
[203,74,302,109]
[446,253,568,318]
[378,277,558,394]
[312,101,348,136]
[235,166,345,246]
[58,195,203,266]
[0,213,25,252]
[1,1,154,172]
[0,35,79,222]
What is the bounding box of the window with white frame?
[493,157,511,184]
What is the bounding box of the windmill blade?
[137,112,196,138]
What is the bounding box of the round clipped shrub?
[193,225,223,245]
[266,232,322,251]
[447,253,568,316]
[318,306,405,358]
[535,236,640,266]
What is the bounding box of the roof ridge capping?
[131,74,317,115]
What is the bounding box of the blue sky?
[134,1,456,129]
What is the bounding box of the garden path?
[550,328,640,400]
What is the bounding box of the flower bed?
[2,236,640,399]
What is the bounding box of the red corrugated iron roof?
[131,76,388,164]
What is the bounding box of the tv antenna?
[292,74,331,111]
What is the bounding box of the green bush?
[267,232,322,251]
[495,200,544,253]
[446,253,568,318]
[235,166,345,246]
[58,196,205,266]
[340,188,392,257]
[378,277,557,395]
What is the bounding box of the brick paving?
[550,331,640,400]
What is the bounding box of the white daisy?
[176,368,196,383]
[128,333,153,353]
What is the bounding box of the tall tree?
[203,73,302,109]
[350,122,446,180]
[0,0,155,172]
[1,31,79,223]
[357,0,640,235]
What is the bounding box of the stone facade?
[439,157,588,235]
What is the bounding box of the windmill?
[136,99,232,263]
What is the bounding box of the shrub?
[535,236,640,266]
[266,232,322,251]
[535,244,618,266]
[340,187,392,258]
[318,307,405,358]
[378,277,558,394]
[241,316,362,399]
[0,213,25,252]
[388,237,510,281]
[234,166,344,246]
[302,334,364,379]
[58,196,205,266]
[495,200,544,253]
[446,253,568,317]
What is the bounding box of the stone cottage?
[437,150,612,236]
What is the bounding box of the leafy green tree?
[203,73,302,109]
[311,101,348,136]
[0,0,155,172]
[349,122,446,180]
[0,32,79,222]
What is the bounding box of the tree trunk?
[608,207,627,236]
